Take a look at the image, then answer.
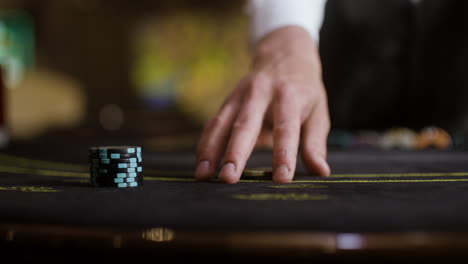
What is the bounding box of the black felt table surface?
[1,140,468,233]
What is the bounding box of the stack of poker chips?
[89,146,143,188]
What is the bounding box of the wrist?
[255,26,318,58]
[252,26,322,73]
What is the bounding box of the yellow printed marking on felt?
[148,171,468,179]
[0,165,88,178]
[62,179,90,183]
[0,154,87,171]
[144,169,193,177]
[0,153,193,176]
[329,172,468,178]
[232,193,328,201]
[0,186,60,192]
[267,184,328,189]
[2,164,468,184]
[144,176,196,182]
[0,165,195,181]
[2,153,468,183]
[241,178,468,183]
[3,152,468,179]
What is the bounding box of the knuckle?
[224,150,243,163]
[276,90,300,107]
[245,86,262,101]
[274,121,289,132]
[275,148,288,160]
[232,118,250,131]
[274,148,293,164]
[245,75,269,99]
[302,136,327,158]
[249,72,268,87]
[196,143,214,158]
[275,81,295,95]
[207,115,225,130]
[275,119,299,133]
[302,146,325,160]
[196,149,211,162]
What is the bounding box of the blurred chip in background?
[0,9,34,88]
[1,8,86,141]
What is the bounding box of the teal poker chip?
[93,181,141,188]
[89,146,143,188]
[89,153,142,159]
[90,176,143,184]
[119,182,139,188]
[90,157,142,164]
[91,162,140,169]
[90,169,143,178]
[90,176,143,187]
[112,177,140,183]
[90,171,142,178]
[92,181,142,188]
[91,175,143,184]
[91,166,143,174]
[90,163,142,172]
[89,146,142,154]
[90,175,143,183]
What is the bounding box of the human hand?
[195,26,331,183]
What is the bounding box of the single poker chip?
[90,176,143,185]
[90,157,142,164]
[90,177,143,187]
[89,153,142,159]
[90,173,143,181]
[90,172,143,179]
[91,174,143,182]
[90,162,140,169]
[93,181,142,188]
[90,169,143,178]
[90,166,143,174]
[92,176,143,184]
[90,171,143,178]
[90,146,142,154]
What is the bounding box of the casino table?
[1,132,468,262]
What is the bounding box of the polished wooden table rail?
[1,223,468,259]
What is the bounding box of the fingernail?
[195,160,211,180]
[274,165,291,183]
[219,163,236,183]
[316,157,331,177]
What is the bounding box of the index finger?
[218,75,272,183]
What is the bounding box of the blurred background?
[0,0,250,148]
[1,0,467,151]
